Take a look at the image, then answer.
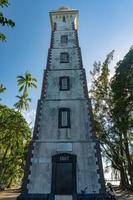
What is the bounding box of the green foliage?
[0,84,6,94]
[14,72,37,111]
[0,71,37,188]
[111,48,133,187]
[90,48,133,189]
[0,0,15,42]
[0,33,6,41]
[111,48,133,129]
[14,94,31,111]
[0,12,15,27]
[0,0,9,7]
[0,84,6,101]
[90,50,116,155]
[0,104,31,187]
[17,72,37,95]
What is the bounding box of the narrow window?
[58,108,71,128]
[59,76,70,91]
[54,22,57,31]
[61,35,68,44]
[63,16,66,22]
[60,52,69,63]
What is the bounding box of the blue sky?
[0,0,133,114]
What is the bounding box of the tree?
[14,71,37,112]
[89,50,130,189]
[0,0,15,42]
[17,71,37,95]
[0,84,6,94]
[0,71,37,188]
[0,104,31,187]
[0,71,37,187]
[111,47,133,189]
[0,84,6,101]
[14,94,31,111]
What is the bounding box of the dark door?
[52,153,76,195]
[55,162,73,194]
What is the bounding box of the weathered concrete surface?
[28,141,100,193]
[25,7,105,195]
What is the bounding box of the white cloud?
[22,109,36,128]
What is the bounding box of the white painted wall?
[27,8,103,194]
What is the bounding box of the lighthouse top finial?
[58,6,71,11]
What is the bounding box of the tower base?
[17,193,111,200]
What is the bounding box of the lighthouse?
[18,6,109,200]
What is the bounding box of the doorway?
[51,153,76,195]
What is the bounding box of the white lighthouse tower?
[18,6,108,200]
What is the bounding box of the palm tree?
[0,84,6,101]
[15,72,37,111]
[17,71,37,95]
[14,94,31,111]
[0,84,6,94]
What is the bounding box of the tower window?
[63,16,66,22]
[61,35,68,44]
[60,52,69,63]
[54,22,57,30]
[59,76,70,91]
[58,108,71,128]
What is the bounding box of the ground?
[115,189,133,200]
[0,189,19,200]
[0,189,133,200]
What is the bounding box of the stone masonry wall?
[24,8,105,195]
